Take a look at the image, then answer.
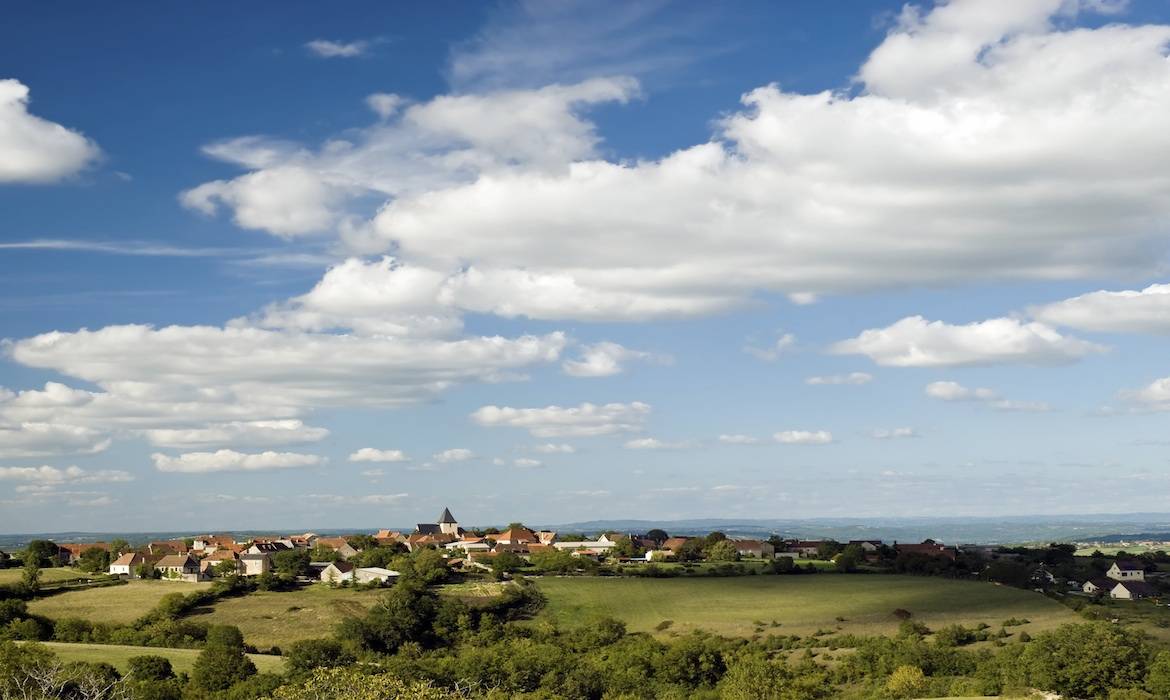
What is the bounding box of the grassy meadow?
[29,641,284,675]
[28,580,212,624]
[0,567,91,585]
[534,574,1079,638]
[190,585,386,651]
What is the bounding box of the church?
[414,507,463,537]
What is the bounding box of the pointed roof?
[438,507,457,524]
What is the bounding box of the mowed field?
[29,641,284,675]
[535,575,1078,638]
[191,586,387,650]
[0,567,92,585]
[29,581,213,624]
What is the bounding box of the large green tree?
[191,625,256,691]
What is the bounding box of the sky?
[3,0,1170,533]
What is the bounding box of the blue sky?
[3,0,1170,533]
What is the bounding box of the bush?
[284,638,355,673]
[886,665,928,698]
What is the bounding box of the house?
[1111,580,1157,600]
[355,567,399,585]
[245,541,290,555]
[895,540,957,561]
[536,530,558,545]
[848,540,883,552]
[148,540,188,556]
[552,538,617,553]
[156,554,202,582]
[320,561,354,584]
[733,540,776,558]
[415,507,464,537]
[58,542,110,564]
[790,541,826,558]
[646,550,676,562]
[109,552,145,577]
[199,550,240,575]
[315,537,359,559]
[1107,560,1145,582]
[445,538,492,554]
[375,530,407,546]
[496,526,539,545]
[192,535,235,552]
[239,553,271,576]
[662,537,692,553]
[1084,577,1116,595]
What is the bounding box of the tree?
[109,539,130,557]
[271,667,466,700]
[192,625,256,691]
[676,539,705,562]
[126,655,174,681]
[1005,622,1149,698]
[21,558,41,593]
[272,548,311,577]
[613,536,643,559]
[1147,650,1170,697]
[284,638,355,673]
[77,547,110,574]
[705,531,728,547]
[214,559,240,577]
[23,540,59,567]
[136,561,159,579]
[817,540,844,560]
[707,540,740,562]
[490,551,526,579]
[886,665,928,698]
[645,528,669,544]
[835,544,865,572]
[309,544,340,563]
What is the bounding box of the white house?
[1107,560,1145,582]
[320,561,354,583]
[552,539,617,552]
[240,553,271,576]
[355,567,399,585]
[1111,580,1157,600]
[109,552,144,577]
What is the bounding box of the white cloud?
[308,492,409,505]
[359,468,384,479]
[806,372,873,386]
[744,333,796,362]
[180,165,347,238]
[470,401,650,437]
[0,465,133,484]
[144,420,328,449]
[717,434,761,445]
[833,316,1104,367]
[531,443,575,454]
[304,39,371,58]
[0,79,100,183]
[366,93,405,119]
[0,422,110,459]
[513,457,543,468]
[925,381,1050,412]
[432,448,474,463]
[774,430,833,445]
[623,437,696,450]
[151,449,323,474]
[869,427,918,440]
[1030,284,1170,334]
[1119,377,1170,411]
[562,341,659,377]
[348,448,410,463]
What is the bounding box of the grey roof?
[240,553,269,561]
[416,523,442,535]
[1114,560,1144,571]
[438,507,457,524]
[1115,580,1157,596]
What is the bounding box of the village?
[3,507,1162,603]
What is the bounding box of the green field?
[28,580,212,624]
[191,585,386,651]
[535,574,1079,638]
[0,567,91,585]
[30,641,284,675]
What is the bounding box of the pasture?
[30,641,284,675]
[534,574,1079,638]
[190,585,386,651]
[28,580,212,624]
[0,567,90,585]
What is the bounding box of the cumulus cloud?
[0,422,110,459]
[348,448,410,463]
[0,465,133,484]
[869,427,918,440]
[1118,377,1170,411]
[304,39,371,58]
[832,316,1104,367]
[774,430,833,445]
[623,437,696,450]
[925,381,1050,412]
[806,372,873,386]
[717,434,761,445]
[562,341,660,377]
[744,333,796,362]
[144,420,328,449]
[432,448,474,463]
[470,401,650,437]
[1031,284,1170,334]
[531,443,575,454]
[0,79,100,183]
[151,449,323,473]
